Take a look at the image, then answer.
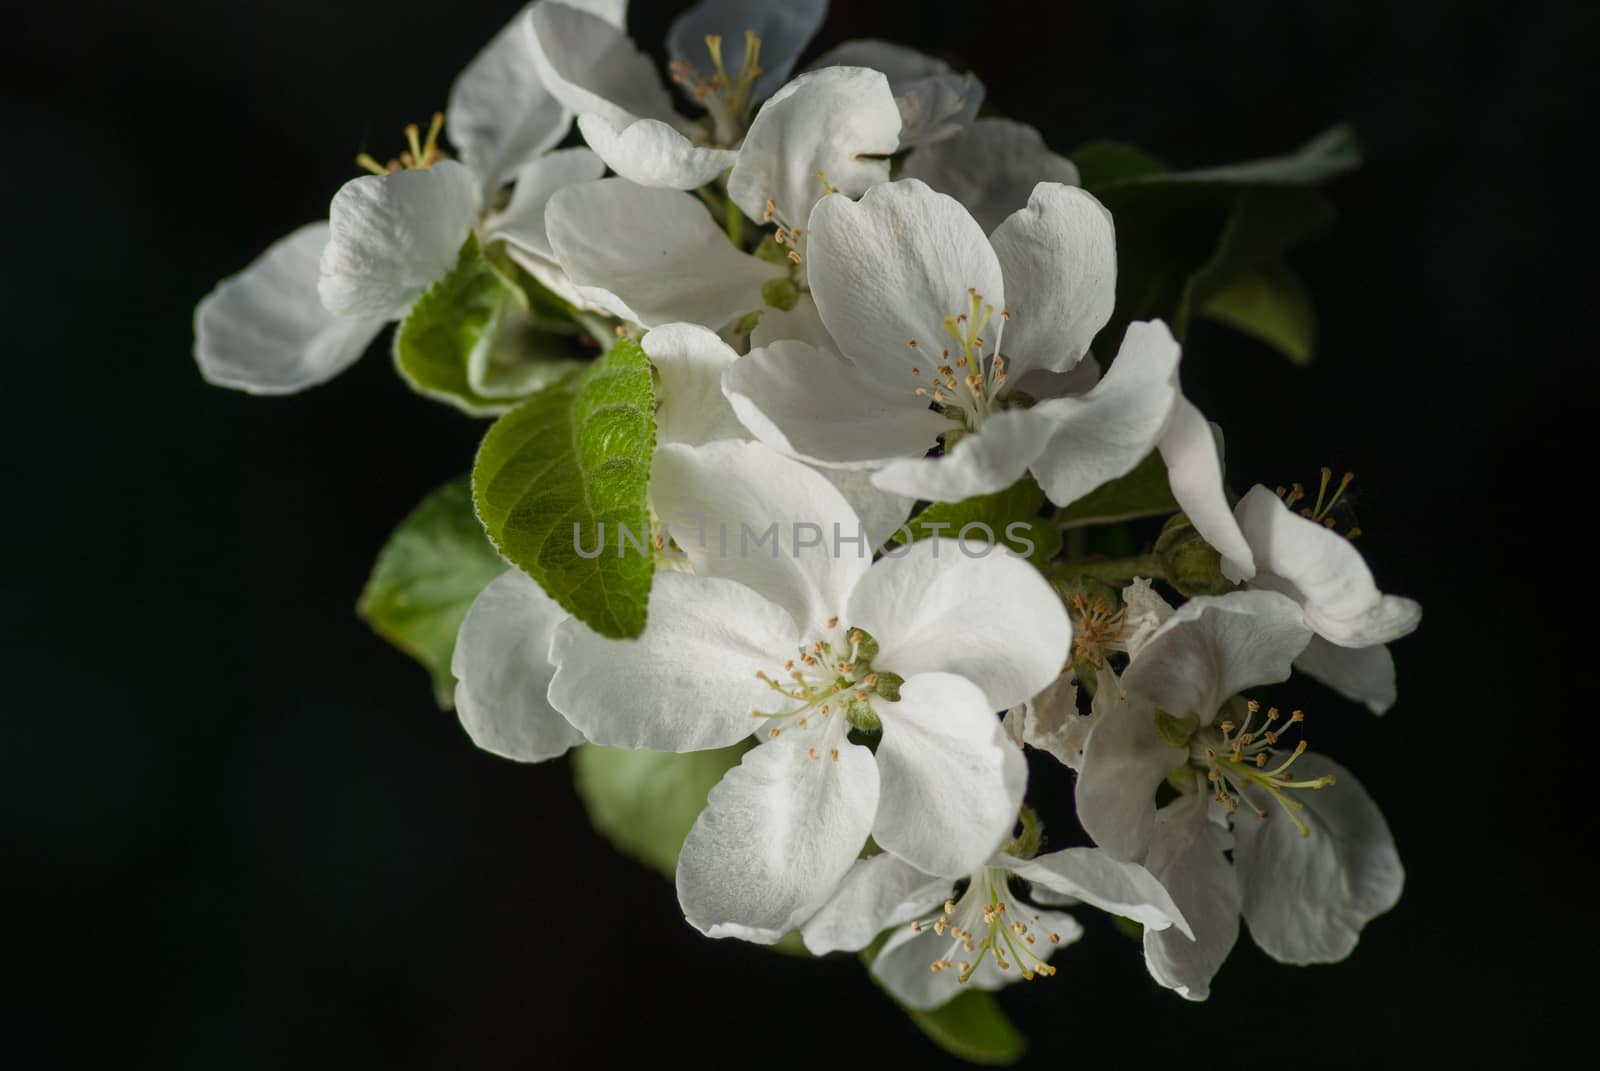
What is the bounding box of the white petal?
[1228,484,1422,647]
[484,147,608,262]
[1027,320,1181,508]
[1142,792,1240,1001]
[194,223,385,394]
[724,339,953,468]
[643,322,747,446]
[810,40,984,147]
[319,161,481,318]
[577,113,737,189]
[677,736,880,941]
[667,0,828,103]
[750,292,836,352]
[872,673,1027,877]
[1005,848,1191,937]
[546,572,801,751]
[849,538,1071,711]
[871,406,1062,503]
[809,179,1003,382]
[1004,671,1093,770]
[801,853,948,955]
[446,3,571,196]
[871,903,1081,1010]
[1123,590,1313,722]
[1120,576,1175,658]
[728,66,900,232]
[1161,398,1256,577]
[451,570,584,761]
[988,182,1113,379]
[1234,753,1403,964]
[1294,636,1397,715]
[906,119,1081,235]
[816,469,915,554]
[651,441,870,630]
[547,178,784,328]
[1075,692,1182,860]
[527,0,675,130]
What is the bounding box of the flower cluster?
[194,0,1419,1048]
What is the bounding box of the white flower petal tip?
[642,323,748,447]
[809,39,985,147]
[452,570,584,762]
[576,113,736,189]
[1006,847,1193,939]
[318,160,481,319]
[1230,484,1423,648]
[194,223,386,394]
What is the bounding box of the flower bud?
[1153,513,1234,596]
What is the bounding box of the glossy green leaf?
[1056,451,1177,528]
[1199,261,1316,365]
[356,478,508,707]
[891,476,1061,565]
[571,743,748,878]
[472,336,656,639]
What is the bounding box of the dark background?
[5,0,1591,1065]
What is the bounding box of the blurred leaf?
[473,336,655,639]
[357,478,507,708]
[1073,125,1359,362]
[890,476,1061,565]
[1057,451,1177,528]
[1200,261,1316,365]
[860,938,1026,1065]
[572,743,748,878]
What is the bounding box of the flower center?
[1069,592,1125,669]
[1189,700,1336,836]
[669,31,764,145]
[1277,466,1361,539]
[907,288,1011,432]
[356,113,448,176]
[912,868,1062,985]
[752,624,893,760]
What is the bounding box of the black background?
[5,0,1591,1065]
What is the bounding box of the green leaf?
[571,743,748,878]
[394,234,586,415]
[1073,126,1358,361]
[356,478,508,708]
[472,335,656,639]
[1199,261,1316,365]
[860,939,1026,1064]
[891,476,1062,565]
[1056,451,1177,528]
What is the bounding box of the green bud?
[761,276,800,311]
[1153,513,1235,596]
[872,670,903,702]
[850,628,881,666]
[846,696,882,731]
[754,235,791,265]
[1002,806,1044,859]
[734,309,763,336]
[1153,709,1200,749]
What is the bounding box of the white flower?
[528,0,829,187]
[723,178,1254,572]
[801,846,1190,1009]
[544,65,902,330]
[1073,589,1402,999]
[449,323,912,761]
[903,118,1080,234]
[194,6,593,398]
[808,39,985,147]
[543,440,1071,941]
[1223,481,1422,714]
